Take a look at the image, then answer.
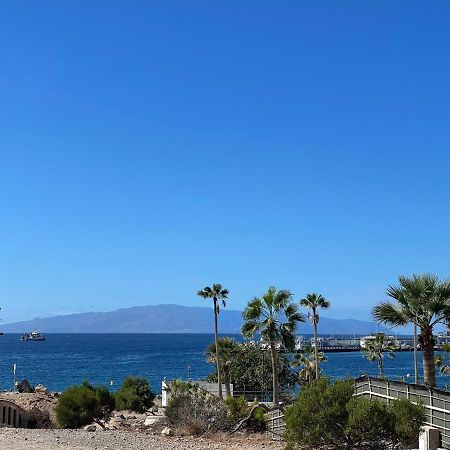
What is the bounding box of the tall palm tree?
[206,337,239,398]
[241,286,304,405]
[291,345,327,384]
[197,283,229,399]
[300,293,330,380]
[361,333,396,378]
[373,274,450,387]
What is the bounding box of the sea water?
[0,334,448,392]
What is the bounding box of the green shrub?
[346,397,396,450]
[55,381,115,428]
[391,398,426,446]
[284,378,354,448]
[225,396,266,432]
[284,378,425,450]
[165,381,229,435]
[115,376,155,413]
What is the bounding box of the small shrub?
[165,381,228,435]
[225,396,266,432]
[284,378,354,448]
[115,376,155,413]
[391,398,426,447]
[346,397,396,450]
[55,381,115,429]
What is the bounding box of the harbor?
[294,332,450,353]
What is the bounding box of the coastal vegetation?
[373,273,450,386]
[241,287,304,405]
[55,381,115,429]
[284,378,426,450]
[207,341,297,400]
[361,334,396,378]
[206,337,238,398]
[291,345,327,384]
[197,284,229,399]
[114,376,155,413]
[299,293,330,380]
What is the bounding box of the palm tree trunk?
[378,353,384,378]
[313,315,320,380]
[414,322,419,384]
[420,327,436,387]
[213,299,223,399]
[270,341,279,406]
[223,363,231,398]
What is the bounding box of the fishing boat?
[21,330,46,341]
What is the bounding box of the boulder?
[16,379,34,393]
[144,416,164,426]
[161,427,173,436]
[34,384,49,395]
[83,424,97,432]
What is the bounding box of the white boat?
[21,330,46,341]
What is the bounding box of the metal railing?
[354,376,450,449]
[265,408,285,440]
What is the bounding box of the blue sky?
[1,1,450,323]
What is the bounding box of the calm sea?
[0,334,448,392]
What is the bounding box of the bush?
[55,381,115,429]
[284,378,425,450]
[284,378,354,448]
[346,397,396,450]
[391,398,426,447]
[115,376,155,413]
[225,396,266,432]
[165,381,229,435]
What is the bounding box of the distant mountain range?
[1,304,389,335]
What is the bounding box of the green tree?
[435,343,450,373]
[373,274,450,386]
[55,381,115,429]
[115,376,155,413]
[241,287,303,405]
[291,345,327,384]
[361,334,396,378]
[207,342,298,401]
[197,283,229,399]
[206,337,239,398]
[300,293,330,380]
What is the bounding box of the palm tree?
[373,274,450,387]
[361,333,396,378]
[197,283,229,399]
[300,293,330,380]
[206,337,239,398]
[241,286,304,405]
[291,345,327,384]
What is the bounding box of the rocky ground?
[0,429,283,450]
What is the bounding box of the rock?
[144,416,163,426]
[16,379,34,393]
[151,405,159,413]
[105,417,125,430]
[83,424,97,432]
[161,427,173,436]
[34,384,49,395]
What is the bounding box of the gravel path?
[0,429,283,450]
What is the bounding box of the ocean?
[0,333,448,393]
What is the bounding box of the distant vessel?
[21,330,46,341]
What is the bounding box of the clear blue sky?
[1,1,450,323]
